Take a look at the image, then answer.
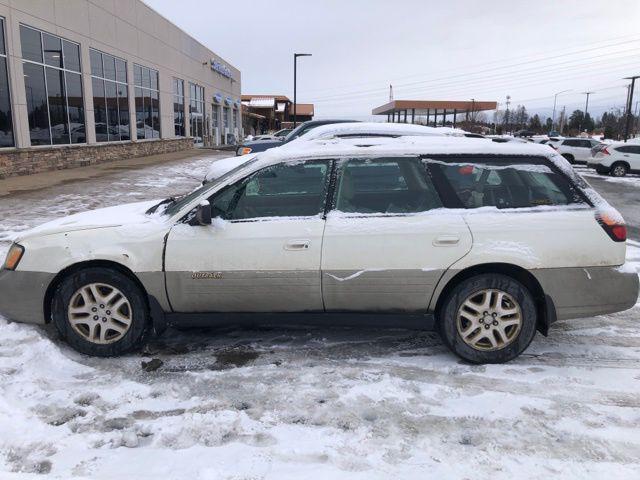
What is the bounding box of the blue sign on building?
[211,59,233,79]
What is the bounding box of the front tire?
[438,274,537,363]
[52,267,149,356]
[561,153,575,164]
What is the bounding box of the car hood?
[242,139,284,148]
[15,200,166,241]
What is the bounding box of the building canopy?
[373,99,497,116]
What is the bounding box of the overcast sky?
[145,0,640,120]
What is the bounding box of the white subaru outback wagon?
[1,137,637,363]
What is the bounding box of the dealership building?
[0,0,241,178]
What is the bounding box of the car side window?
[209,160,331,220]
[428,158,586,209]
[334,157,442,214]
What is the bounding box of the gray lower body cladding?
[1,266,636,328]
[0,269,55,325]
[530,266,639,320]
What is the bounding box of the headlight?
[3,244,24,271]
[237,147,252,156]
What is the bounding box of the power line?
[310,50,640,103]
[303,34,640,96]
[307,38,640,102]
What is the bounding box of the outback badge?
[192,271,223,280]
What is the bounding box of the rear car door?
[615,145,640,170]
[321,156,472,313]
[164,160,331,312]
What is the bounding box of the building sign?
[211,59,232,79]
[213,93,223,103]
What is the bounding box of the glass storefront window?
[189,83,204,144]
[0,18,14,147]
[134,64,159,139]
[20,24,85,146]
[90,49,129,141]
[173,77,185,137]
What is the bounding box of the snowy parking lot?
[1,153,639,479]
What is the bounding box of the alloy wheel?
[456,288,522,351]
[612,165,627,177]
[67,283,133,344]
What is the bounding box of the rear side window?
[335,157,442,214]
[615,145,640,154]
[428,159,586,209]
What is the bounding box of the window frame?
[20,24,85,146]
[422,154,593,209]
[328,156,444,217]
[89,48,129,142]
[133,63,160,139]
[0,17,14,148]
[206,159,335,223]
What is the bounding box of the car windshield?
[282,123,310,143]
[162,157,261,217]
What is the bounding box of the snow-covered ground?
[1,154,639,479]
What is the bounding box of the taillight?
[602,147,610,155]
[596,212,626,242]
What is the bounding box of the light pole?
[551,89,571,132]
[293,53,312,129]
[581,91,594,132]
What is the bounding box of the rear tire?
[610,162,629,177]
[52,267,149,356]
[561,153,575,164]
[437,274,537,364]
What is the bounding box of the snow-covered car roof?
[294,122,443,141]
[263,134,557,163]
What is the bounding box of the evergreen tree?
[528,114,542,133]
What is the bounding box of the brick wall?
[0,138,194,179]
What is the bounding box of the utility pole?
[623,75,639,142]
[293,53,312,129]
[504,95,511,133]
[581,91,594,133]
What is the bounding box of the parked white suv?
[1,137,637,363]
[588,142,640,177]
[553,137,602,164]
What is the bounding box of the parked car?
[2,137,637,363]
[514,129,536,137]
[552,137,602,164]
[203,122,444,184]
[274,128,292,138]
[235,119,358,156]
[588,142,640,177]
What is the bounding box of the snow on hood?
[14,200,165,242]
[204,154,257,182]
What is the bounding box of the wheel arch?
[610,160,630,171]
[432,263,555,336]
[43,260,149,325]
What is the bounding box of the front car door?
[321,156,472,313]
[164,159,332,312]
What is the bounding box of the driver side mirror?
[189,202,212,226]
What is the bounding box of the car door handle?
[284,240,311,251]
[433,235,460,246]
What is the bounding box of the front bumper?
[532,265,639,321]
[0,269,55,324]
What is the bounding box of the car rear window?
[427,158,586,209]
